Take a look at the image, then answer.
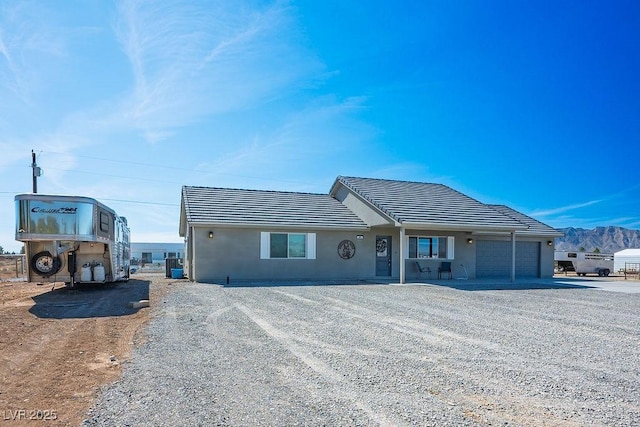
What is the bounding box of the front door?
[375,235,392,276]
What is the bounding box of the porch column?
[511,231,516,282]
[399,227,405,284]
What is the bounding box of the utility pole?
[31,150,42,193]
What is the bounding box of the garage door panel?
[476,241,511,277]
[516,242,540,277]
[476,241,540,278]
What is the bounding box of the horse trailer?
[555,251,614,276]
[15,194,131,287]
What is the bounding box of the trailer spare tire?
[31,251,62,277]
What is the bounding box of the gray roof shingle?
[333,176,531,231]
[182,186,368,230]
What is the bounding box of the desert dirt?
[0,257,173,427]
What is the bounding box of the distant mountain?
[554,226,640,253]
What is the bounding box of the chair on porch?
[438,261,452,279]
[415,261,431,279]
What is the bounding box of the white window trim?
[260,232,317,260]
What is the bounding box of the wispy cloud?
[529,184,640,229]
[202,3,284,65]
[186,95,376,191]
[114,0,323,143]
[530,199,603,217]
[0,2,67,105]
[0,9,31,104]
[3,0,340,197]
[529,205,640,231]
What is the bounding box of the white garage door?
[476,241,540,278]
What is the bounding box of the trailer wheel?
[603,269,610,277]
[31,251,62,277]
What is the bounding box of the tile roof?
[333,176,530,231]
[182,186,368,230]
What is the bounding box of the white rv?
[555,251,614,277]
[15,194,131,287]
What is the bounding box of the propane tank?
[80,263,92,282]
[93,263,106,282]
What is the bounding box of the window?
[99,211,110,233]
[408,236,454,259]
[260,232,316,259]
[18,200,94,236]
[141,252,153,263]
[270,233,306,258]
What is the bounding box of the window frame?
[99,211,110,233]
[408,236,455,260]
[141,252,153,263]
[260,232,316,260]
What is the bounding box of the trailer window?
[17,199,94,237]
[99,212,110,233]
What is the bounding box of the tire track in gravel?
[355,285,640,341]
[235,302,400,427]
[270,288,320,304]
[442,290,640,336]
[321,289,640,374]
[319,290,639,377]
[320,294,509,355]
[234,289,487,424]
[269,287,639,426]
[89,282,638,427]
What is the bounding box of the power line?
[99,198,178,207]
[36,150,319,187]
[0,192,177,207]
[44,166,185,186]
[39,150,198,173]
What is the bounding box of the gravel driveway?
[84,279,640,426]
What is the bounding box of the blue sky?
[1,0,639,253]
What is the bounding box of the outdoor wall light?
[356,234,364,240]
[467,238,473,244]
[547,240,553,246]
[209,231,214,239]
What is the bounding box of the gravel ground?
[84,279,640,426]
